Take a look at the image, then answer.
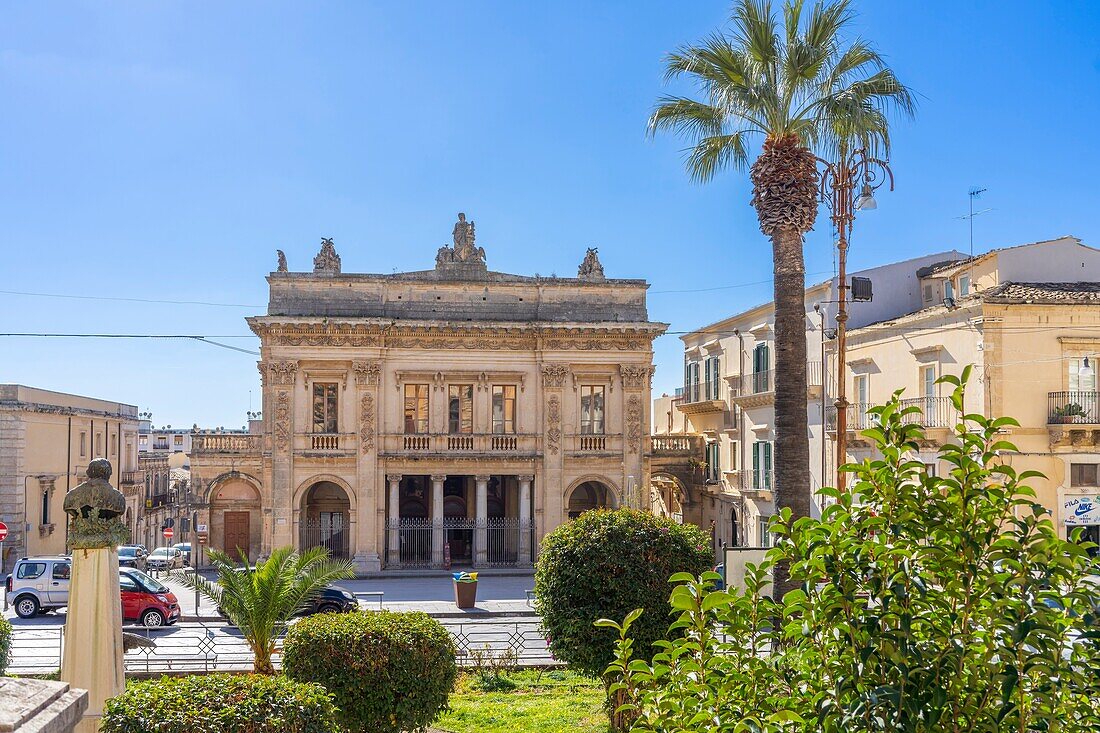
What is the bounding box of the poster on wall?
[1063,495,1100,525]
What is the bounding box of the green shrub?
[534,508,712,679]
[283,610,457,733]
[0,616,11,675]
[101,674,339,733]
[606,370,1100,732]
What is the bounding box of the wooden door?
[223,512,250,562]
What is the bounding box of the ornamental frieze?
[546,395,562,455]
[274,391,291,450]
[385,337,534,350]
[359,392,376,453]
[261,361,298,386]
[626,395,642,453]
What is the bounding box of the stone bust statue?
[63,459,129,549]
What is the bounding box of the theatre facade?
[189,215,666,572]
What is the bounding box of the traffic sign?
[0,521,8,542]
[162,527,174,540]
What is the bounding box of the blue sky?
[2,1,1098,427]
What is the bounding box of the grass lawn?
[434,669,611,733]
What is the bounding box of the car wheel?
[15,595,40,619]
[141,609,166,627]
[317,603,341,615]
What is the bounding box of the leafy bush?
[283,610,457,733]
[535,508,712,679]
[101,674,339,733]
[0,616,11,675]
[606,369,1100,732]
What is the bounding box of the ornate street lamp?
[819,149,894,491]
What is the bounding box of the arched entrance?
[209,475,262,563]
[300,481,351,559]
[567,480,616,520]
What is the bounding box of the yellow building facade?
[0,385,140,570]
[189,217,665,572]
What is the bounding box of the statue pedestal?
[61,548,124,733]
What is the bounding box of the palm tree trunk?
[770,227,812,602]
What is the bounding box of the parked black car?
[217,584,358,620]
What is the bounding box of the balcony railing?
[650,434,704,455]
[825,403,879,433]
[1048,391,1100,425]
[383,434,537,455]
[296,433,354,452]
[571,433,624,453]
[737,361,822,396]
[191,433,263,454]
[119,470,145,485]
[739,470,775,492]
[898,396,957,429]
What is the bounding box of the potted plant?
[453,571,478,609]
[1053,403,1087,423]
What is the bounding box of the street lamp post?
[819,148,893,491]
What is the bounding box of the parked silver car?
[146,546,184,570]
[5,556,71,618]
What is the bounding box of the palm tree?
[650,0,913,599]
[177,545,355,674]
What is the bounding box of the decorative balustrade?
[191,433,264,454]
[118,470,145,485]
[384,434,536,454]
[1048,391,1100,425]
[578,435,606,451]
[293,433,355,453]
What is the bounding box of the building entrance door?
[224,511,250,562]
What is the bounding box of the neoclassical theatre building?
[189,215,666,572]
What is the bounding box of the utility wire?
[0,333,259,355]
[0,289,263,308]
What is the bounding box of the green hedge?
[535,509,713,678]
[283,610,457,733]
[0,616,11,675]
[101,674,339,733]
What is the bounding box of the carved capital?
[430,474,447,483]
[353,360,382,387]
[541,363,570,388]
[620,364,653,390]
[517,474,535,483]
[263,360,299,386]
[475,474,492,483]
[387,474,404,484]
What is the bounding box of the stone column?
[386,474,402,564]
[353,360,382,573]
[431,474,446,566]
[517,474,533,565]
[540,364,570,537]
[264,361,298,550]
[474,474,489,565]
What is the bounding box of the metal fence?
[300,518,350,559]
[4,617,557,675]
[384,518,534,569]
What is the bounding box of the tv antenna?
[955,187,991,259]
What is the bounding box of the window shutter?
[752,442,760,473]
[764,442,772,488]
[704,359,712,399]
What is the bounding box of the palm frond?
[648,96,725,139]
[685,133,751,181]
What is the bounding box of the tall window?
[95,433,102,457]
[580,385,605,434]
[80,432,87,457]
[752,441,773,489]
[920,365,937,398]
[448,384,473,434]
[854,374,869,406]
[945,279,955,300]
[758,516,772,547]
[404,384,429,434]
[752,343,770,392]
[959,274,971,296]
[1069,357,1096,391]
[684,361,700,402]
[492,385,516,434]
[111,433,118,456]
[704,355,720,400]
[173,434,184,446]
[705,441,720,482]
[41,488,50,525]
[312,383,339,433]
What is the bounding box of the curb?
[180,609,538,623]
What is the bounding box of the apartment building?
[0,385,140,569]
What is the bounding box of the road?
[3,572,553,674]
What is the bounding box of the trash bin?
[453,572,478,609]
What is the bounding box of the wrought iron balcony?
[825,402,879,433]
[1048,391,1100,425]
[898,396,957,429]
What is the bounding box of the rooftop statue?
[63,459,129,549]
[436,213,486,267]
[577,247,606,282]
[313,237,341,274]
[277,249,288,272]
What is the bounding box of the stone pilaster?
[540,363,569,533]
[353,361,382,572]
[263,360,297,549]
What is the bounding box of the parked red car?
[119,568,180,627]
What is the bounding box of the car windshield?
[118,547,137,557]
[125,569,168,594]
[150,549,169,557]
